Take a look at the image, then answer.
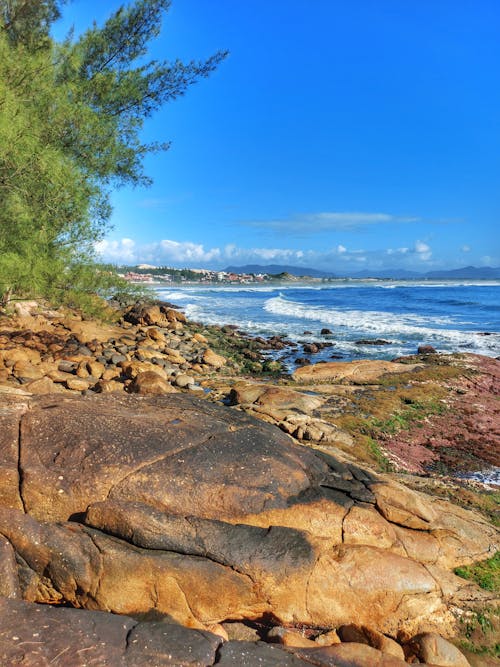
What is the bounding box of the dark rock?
[216,641,310,666]
[417,345,436,354]
[125,621,222,666]
[57,360,77,373]
[320,328,332,335]
[303,343,319,354]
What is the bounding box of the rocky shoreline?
[0,300,498,665]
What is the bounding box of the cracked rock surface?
[0,392,497,665]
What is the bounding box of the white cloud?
[461,245,471,252]
[95,238,137,263]
[94,236,448,273]
[414,240,432,261]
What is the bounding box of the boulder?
[127,371,177,395]
[202,348,227,368]
[0,393,497,642]
[293,359,422,384]
[404,632,471,666]
[293,642,408,666]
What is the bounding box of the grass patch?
[455,552,500,592]
[457,605,500,658]
[370,397,448,435]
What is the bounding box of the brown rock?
[293,359,422,384]
[128,371,177,395]
[202,348,227,368]
[0,535,21,598]
[405,632,471,666]
[230,383,323,417]
[24,377,62,394]
[192,332,208,344]
[268,626,318,647]
[65,377,91,392]
[146,327,166,342]
[338,624,405,660]
[1,347,42,367]
[314,629,341,646]
[12,360,44,382]
[93,379,125,393]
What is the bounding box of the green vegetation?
[370,397,448,435]
[458,605,500,658]
[0,1,226,312]
[455,552,500,592]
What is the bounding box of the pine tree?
[0,1,226,310]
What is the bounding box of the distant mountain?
[224,264,337,278]
[349,269,421,279]
[342,266,500,280]
[423,266,500,280]
[224,264,500,281]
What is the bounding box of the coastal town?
[121,264,277,284]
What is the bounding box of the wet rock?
[321,328,332,335]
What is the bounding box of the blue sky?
[57,1,499,272]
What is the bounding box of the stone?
[202,348,227,368]
[216,641,310,666]
[314,629,341,646]
[293,359,422,384]
[0,392,497,643]
[230,383,323,416]
[405,632,471,666]
[418,344,437,354]
[12,360,44,382]
[94,379,125,393]
[294,642,409,666]
[337,624,405,660]
[174,374,195,388]
[24,377,61,394]
[267,627,317,647]
[65,377,91,392]
[128,371,177,395]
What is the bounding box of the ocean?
[155,280,500,366]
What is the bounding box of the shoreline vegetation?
[0,296,498,663]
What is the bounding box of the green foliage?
[370,398,447,435]
[458,605,500,657]
[0,1,226,311]
[455,552,500,592]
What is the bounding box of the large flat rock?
[0,393,497,642]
